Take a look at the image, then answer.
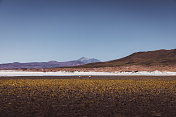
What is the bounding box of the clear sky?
[0,0,176,63]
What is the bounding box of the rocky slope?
[75,49,176,68]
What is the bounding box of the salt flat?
[0,70,176,76]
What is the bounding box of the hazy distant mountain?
[75,49,176,68]
[78,57,101,64]
[0,57,101,69]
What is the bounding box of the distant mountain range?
[75,49,176,68]
[0,57,101,69]
[1,49,175,70]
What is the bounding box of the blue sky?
[0,0,176,63]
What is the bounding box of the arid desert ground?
[0,76,176,117]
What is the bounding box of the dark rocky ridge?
[74,49,176,68]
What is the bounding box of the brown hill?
[75,49,176,68]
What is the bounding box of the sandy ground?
[21,65,176,72]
